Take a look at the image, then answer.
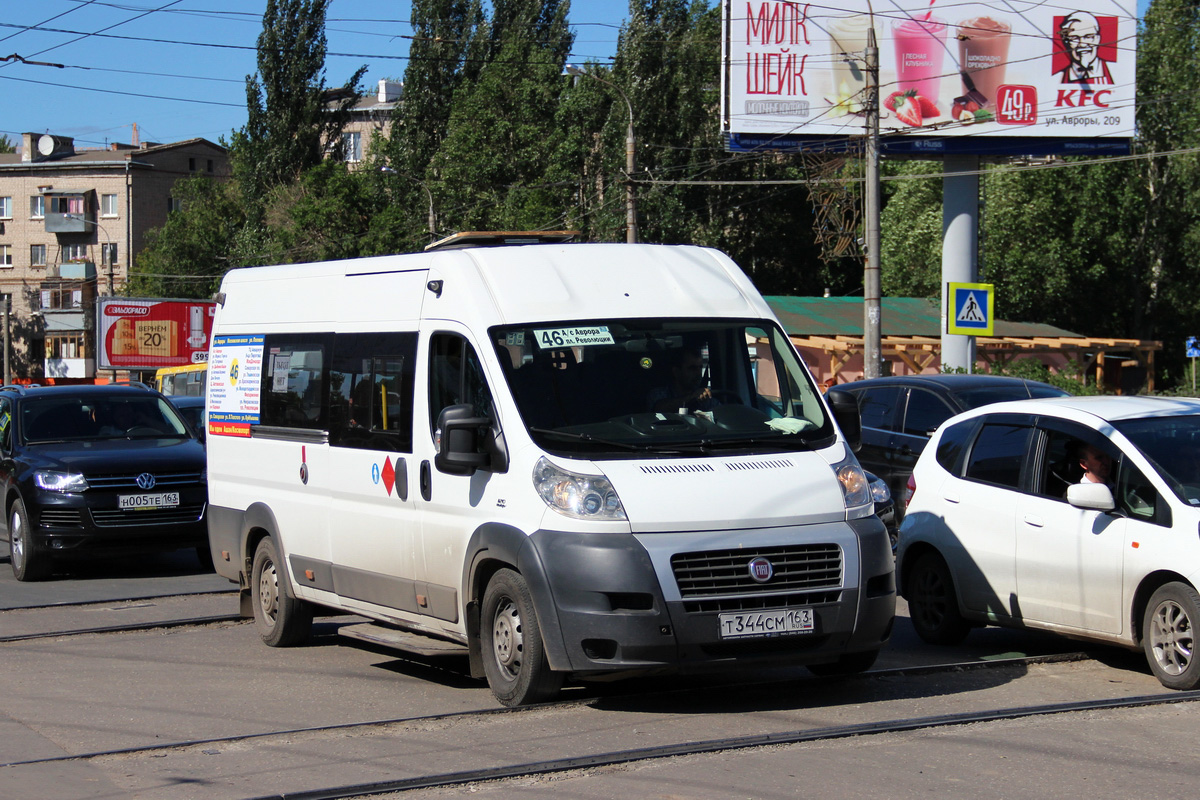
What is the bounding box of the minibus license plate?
[119,492,180,510]
[718,608,813,639]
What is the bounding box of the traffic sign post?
[945,283,994,374]
[947,282,994,336]
[1187,337,1200,393]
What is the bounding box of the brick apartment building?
[335,79,402,165]
[0,132,229,381]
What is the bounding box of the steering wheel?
[127,425,161,436]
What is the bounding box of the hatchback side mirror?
[1066,482,1116,512]
[826,389,862,453]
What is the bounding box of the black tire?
[1143,582,1200,690]
[906,552,970,645]
[9,499,50,582]
[480,568,564,707]
[807,648,880,677]
[251,536,312,647]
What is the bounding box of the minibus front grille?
[671,544,842,601]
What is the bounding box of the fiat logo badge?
[748,557,773,583]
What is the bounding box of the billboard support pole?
[863,25,883,380]
[942,155,980,373]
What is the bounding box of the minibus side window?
[329,332,417,452]
[428,333,493,435]
[259,334,331,430]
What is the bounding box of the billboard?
[721,0,1137,155]
[96,297,217,371]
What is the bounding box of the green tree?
[0,135,14,154]
[598,2,829,295]
[429,0,575,230]
[228,0,366,208]
[130,176,247,299]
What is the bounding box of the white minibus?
[205,238,895,705]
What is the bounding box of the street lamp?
[63,214,114,294]
[380,167,436,241]
[565,65,638,243]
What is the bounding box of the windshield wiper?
[697,435,815,450]
[527,427,688,453]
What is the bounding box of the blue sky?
[1,0,1151,150]
[0,0,636,149]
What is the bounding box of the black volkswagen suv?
[1,384,208,581]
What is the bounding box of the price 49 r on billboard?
[97,297,217,371]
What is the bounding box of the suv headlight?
[831,455,871,509]
[869,475,890,503]
[34,470,89,493]
[533,457,626,521]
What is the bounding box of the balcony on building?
[40,279,95,379]
[43,192,92,233]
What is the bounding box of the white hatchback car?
[897,395,1200,690]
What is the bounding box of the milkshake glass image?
[957,17,1011,106]
[892,17,948,101]
[828,14,871,111]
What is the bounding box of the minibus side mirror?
[435,404,496,476]
[825,388,862,453]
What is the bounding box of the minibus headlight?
[832,458,871,509]
[533,457,626,521]
[34,470,89,493]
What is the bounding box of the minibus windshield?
[491,319,834,455]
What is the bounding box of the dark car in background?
[166,395,206,443]
[1,384,208,581]
[839,375,1070,517]
[865,469,898,552]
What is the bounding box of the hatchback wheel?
[907,552,969,645]
[1144,582,1200,690]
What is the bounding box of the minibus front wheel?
[251,536,313,647]
[481,568,564,706]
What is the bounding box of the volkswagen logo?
[748,557,774,583]
[136,473,157,490]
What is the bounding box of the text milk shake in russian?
[892,16,948,102]
[956,16,1012,107]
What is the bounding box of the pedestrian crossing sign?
[947,282,994,336]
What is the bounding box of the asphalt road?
[0,551,1194,800]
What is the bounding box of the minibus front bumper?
[527,516,895,674]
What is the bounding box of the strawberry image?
[889,93,922,127]
[916,95,940,119]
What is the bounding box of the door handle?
[396,457,408,502]
[1023,515,1044,528]
[942,491,960,504]
[420,460,432,502]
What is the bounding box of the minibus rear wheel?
[251,536,313,647]
[481,568,564,707]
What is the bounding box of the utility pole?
[863,26,883,379]
[565,65,637,243]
